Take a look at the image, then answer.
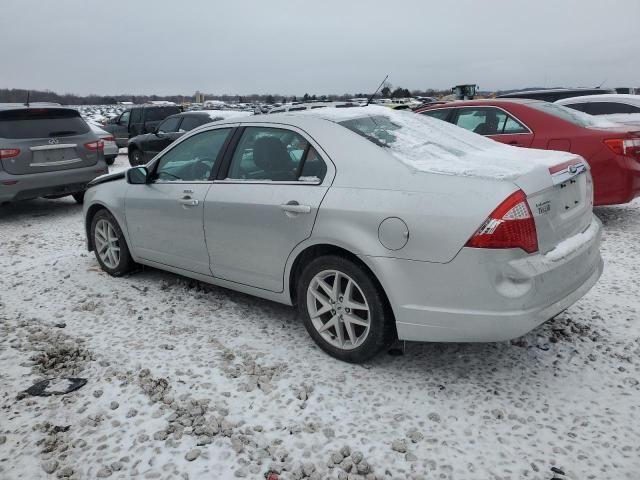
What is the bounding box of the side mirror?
[126,166,149,184]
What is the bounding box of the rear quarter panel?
[311,175,518,264]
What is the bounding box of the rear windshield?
[0,108,90,139]
[527,102,617,128]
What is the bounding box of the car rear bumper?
[0,162,108,202]
[364,216,603,342]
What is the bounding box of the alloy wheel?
[306,269,371,350]
[94,219,121,269]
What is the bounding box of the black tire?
[105,157,115,166]
[90,209,134,276]
[72,192,85,204]
[129,149,143,166]
[296,255,395,363]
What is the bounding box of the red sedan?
[415,99,640,205]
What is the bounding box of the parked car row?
[416,98,640,206]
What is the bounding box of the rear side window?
[130,108,142,123]
[563,103,591,113]
[0,108,90,139]
[453,107,528,135]
[587,102,639,115]
[227,127,325,182]
[146,107,179,122]
[420,109,452,121]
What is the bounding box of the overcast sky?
[1,0,638,96]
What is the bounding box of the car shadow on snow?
[0,197,82,222]
[594,200,640,230]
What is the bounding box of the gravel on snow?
[0,155,639,479]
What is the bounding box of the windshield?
[528,102,618,128]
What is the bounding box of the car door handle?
[180,196,199,207]
[280,202,311,214]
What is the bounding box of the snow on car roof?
[294,105,576,180]
[200,109,253,120]
[556,94,640,105]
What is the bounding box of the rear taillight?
[0,148,20,159]
[604,138,640,160]
[84,140,104,152]
[101,135,115,142]
[465,189,538,254]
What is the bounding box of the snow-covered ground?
[1,154,639,480]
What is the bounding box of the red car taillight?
[84,140,104,152]
[0,148,20,159]
[101,135,115,142]
[465,189,538,254]
[604,138,640,161]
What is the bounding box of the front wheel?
[297,255,395,363]
[91,209,134,276]
[128,149,144,166]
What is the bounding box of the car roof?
[0,103,75,111]
[416,98,539,109]
[498,88,613,95]
[556,94,640,105]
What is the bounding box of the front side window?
[454,107,528,135]
[226,127,325,182]
[157,117,180,133]
[179,116,205,132]
[420,108,452,122]
[154,128,231,182]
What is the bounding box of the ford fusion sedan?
[83,106,603,362]
[416,99,640,206]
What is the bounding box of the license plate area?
[557,173,585,212]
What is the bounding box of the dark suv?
[102,104,181,148]
[0,105,107,204]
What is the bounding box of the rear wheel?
[72,192,85,204]
[129,149,143,166]
[297,255,395,363]
[105,156,115,166]
[91,209,133,276]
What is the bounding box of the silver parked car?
[1,105,107,204]
[82,106,603,362]
[89,122,119,165]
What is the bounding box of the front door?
[204,125,332,292]
[124,127,233,275]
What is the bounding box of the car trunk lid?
[513,155,593,255]
[0,108,99,174]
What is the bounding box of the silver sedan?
[82,106,603,362]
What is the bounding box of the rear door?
[113,111,130,147]
[452,107,535,147]
[204,125,334,292]
[0,108,99,174]
[124,126,233,274]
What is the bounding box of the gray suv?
[0,105,108,204]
